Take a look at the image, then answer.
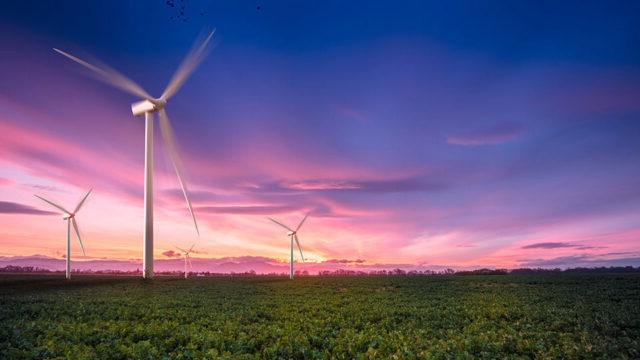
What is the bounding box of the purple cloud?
[0,178,13,186]
[447,122,525,146]
[197,205,300,215]
[162,250,181,258]
[523,242,579,249]
[273,176,449,194]
[0,201,57,215]
[28,184,64,192]
[519,253,640,268]
[522,242,602,250]
[324,258,366,264]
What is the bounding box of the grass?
[0,274,639,359]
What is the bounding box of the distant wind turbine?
[35,189,92,279]
[176,244,195,279]
[54,31,215,278]
[268,214,308,280]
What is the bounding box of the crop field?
[0,274,639,359]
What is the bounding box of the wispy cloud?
[521,242,600,250]
[278,176,449,194]
[197,205,300,215]
[0,177,14,186]
[0,120,141,203]
[519,253,640,268]
[27,184,65,192]
[0,201,57,215]
[323,258,366,264]
[446,122,525,146]
[334,105,368,123]
[161,250,181,258]
[286,181,362,191]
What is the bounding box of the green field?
[1,274,639,359]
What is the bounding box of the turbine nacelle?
[287,231,295,236]
[131,99,166,116]
[62,213,75,220]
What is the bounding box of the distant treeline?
[317,267,640,276]
[1,265,639,276]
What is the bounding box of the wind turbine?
[176,244,195,279]
[34,189,92,279]
[268,214,308,280]
[53,31,215,278]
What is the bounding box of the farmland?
[1,274,639,359]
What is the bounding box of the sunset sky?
[1,1,639,271]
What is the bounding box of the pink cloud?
[0,201,57,215]
[0,177,14,186]
[287,180,362,190]
[446,122,525,146]
[162,250,181,258]
[197,204,301,215]
[521,242,601,250]
[323,258,366,264]
[334,105,368,123]
[547,69,640,115]
[0,119,141,203]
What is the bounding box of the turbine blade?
[53,48,153,100]
[74,188,93,213]
[268,217,293,232]
[296,213,309,232]
[34,195,70,214]
[71,218,86,256]
[188,243,195,252]
[176,247,187,253]
[294,234,304,262]
[158,109,199,235]
[160,30,215,101]
[187,256,193,270]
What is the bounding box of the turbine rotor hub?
[131,98,166,116]
[152,98,167,109]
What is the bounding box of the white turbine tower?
[268,214,308,280]
[35,189,92,279]
[176,244,195,279]
[53,31,215,278]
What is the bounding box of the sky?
[1,1,639,272]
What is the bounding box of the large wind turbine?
[268,214,308,280]
[54,31,214,278]
[176,244,195,279]
[35,189,92,279]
